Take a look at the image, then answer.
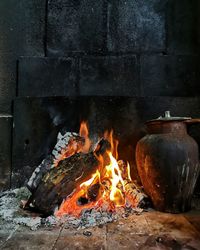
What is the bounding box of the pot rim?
[146,111,192,124]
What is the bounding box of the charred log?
[27,132,85,192]
[25,139,111,215]
[87,183,102,201]
[27,156,54,193]
[124,180,151,208]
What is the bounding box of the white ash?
[0,187,143,232]
[0,187,41,231]
[0,188,30,219]
[12,217,41,231]
[52,132,79,160]
[43,206,143,230]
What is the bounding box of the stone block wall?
[0,0,46,190]
[0,0,199,190]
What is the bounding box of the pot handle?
[184,119,200,124]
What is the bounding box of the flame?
[105,152,125,206]
[79,121,91,153]
[127,162,132,181]
[104,130,119,159]
[56,123,138,217]
[79,121,89,138]
[80,170,101,188]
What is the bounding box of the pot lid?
[146,111,191,123]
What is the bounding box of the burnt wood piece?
[52,132,85,166]
[124,180,150,208]
[25,139,111,215]
[86,180,150,208]
[27,132,85,192]
[27,156,54,193]
[87,183,102,201]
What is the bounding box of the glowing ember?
[55,122,140,217]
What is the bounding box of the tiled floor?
[0,211,200,250]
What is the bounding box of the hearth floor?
[0,210,200,250]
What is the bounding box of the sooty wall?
[0,0,199,190]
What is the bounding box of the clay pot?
[136,111,200,213]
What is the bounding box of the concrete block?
[0,116,12,191]
[47,0,106,56]
[0,0,45,57]
[141,55,199,96]
[18,57,78,97]
[0,56,16,114]
[167,0,199,54]
[107,0,166,52]
[79,55,140,96]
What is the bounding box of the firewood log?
[124,180,150,208]
[87,183,102,201]
[27,132,85,192]
[25,139,111,215]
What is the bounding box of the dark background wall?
[0,0,200,190]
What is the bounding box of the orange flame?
[79,121,89,138]
[80,170,101,189]
[104,130,119,160]
[127,162,132,181]
[79,121,91,153]
[56,122,136,217]
[106,152,125,206]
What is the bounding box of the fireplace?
[0,0,200,248]
[23,119,149,217]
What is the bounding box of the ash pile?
[0,124,150,232]
[0,187,145,232]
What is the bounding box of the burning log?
[87,183,102,201]
[83,180,149,209]
[52,132,85,166]
[27,132,85,192]
[27,156,54,193]
[124,181,150,208]
[118,160,150,208]
[25,139,111,215]
[25,121,150,218]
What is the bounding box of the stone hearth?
[0,211,200,249]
